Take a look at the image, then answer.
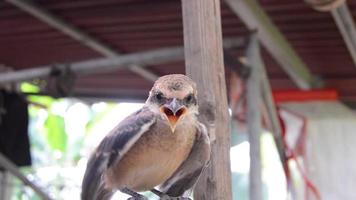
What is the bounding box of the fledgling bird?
[81,74,211,200]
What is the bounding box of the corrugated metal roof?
[0,0,355,102]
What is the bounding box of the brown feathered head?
[146,74,199,131]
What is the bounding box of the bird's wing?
[81,106,156,200]
[159,122,211,197]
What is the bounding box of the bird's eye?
[185,94,194,104]
[155,92,164,101]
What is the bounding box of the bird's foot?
[127,197,148,200]
[159,196,191,200]
[122,187,148,200]
[150,189,191,200]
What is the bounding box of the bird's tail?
[81,153,113,200]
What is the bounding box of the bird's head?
[146,74,199,132]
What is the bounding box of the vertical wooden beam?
[0,171,11,200]
[246,34,263,200]
[181,0,232,199]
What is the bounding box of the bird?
[81,74,211,200]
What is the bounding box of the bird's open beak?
[160,98,187,132]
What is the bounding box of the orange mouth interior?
[160,106,187,126]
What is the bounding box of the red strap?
[289,150,321,200]
[278,107,321,200]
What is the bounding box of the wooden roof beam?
[224,0,321,90]
[330,3,356,67]
[5,0,159,82]
[305,0,356,68]
[0,38,245,84]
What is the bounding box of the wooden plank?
[246,34,263,200]
[224,0,318,90]
[181,0,232,199]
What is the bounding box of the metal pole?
[305,0,356,67]
[256,44,286,165]
[0,46,184,84]
[246,33,263,200]
[256,34,296,198]
[224,0,317,90]
[0,38,245,85]
[0,153,52,200]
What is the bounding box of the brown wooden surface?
[181,0,232,199]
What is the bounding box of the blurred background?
[1,0,356,199]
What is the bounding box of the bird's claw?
[159,196,192,200]
[127,197,148,200]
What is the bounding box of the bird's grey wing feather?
[159,122,211,197]
[81,106,156,200]
[99,106,156,167]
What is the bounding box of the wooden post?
[181,0,232,199]
[0,171,11,200]
[246,34,263,200]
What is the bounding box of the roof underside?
[1,0,356,102]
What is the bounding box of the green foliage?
[23,86,68,154]
[20,82,40,93]
[44,114,67,153]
